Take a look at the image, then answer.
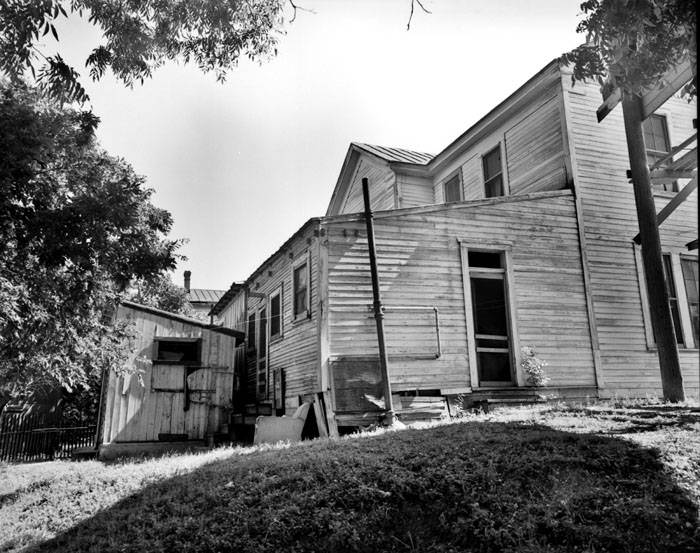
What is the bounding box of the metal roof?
[187,289,225,304]
[354,143,434,165]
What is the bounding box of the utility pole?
[621,92,685,402]
[361,177,396,424]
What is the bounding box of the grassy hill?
[1,403,699,553]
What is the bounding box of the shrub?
[521,346,550,387]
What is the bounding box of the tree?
[0,1,428,104]
[561,0,696,99]
[561,0,696,402]
[0,81,181,401]
[130,273,207,321]
[0,0,289,104]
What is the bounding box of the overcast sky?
[54,0,584,290]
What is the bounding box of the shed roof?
[187,288,225,304]
[354,143,434,165]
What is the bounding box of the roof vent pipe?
[183,270,191,293]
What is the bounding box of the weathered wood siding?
[562,73,699,396]
[102,306,237,444]
[396,173,434,208]
[434,78,568,203]
[245,223,322,412]
[340,156,396,214]
[220,291,247,335]
[323,191,596,398]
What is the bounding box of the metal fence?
[0,409,96,463]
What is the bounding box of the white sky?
[53,0,585,290]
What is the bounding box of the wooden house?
[210,59,697,432]
[98,301,244,458]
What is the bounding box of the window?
[681,257,699,347]
[643,114,677,193]
[269,288,282,339]
[293,259,310,319]
[153,338,200,365]
[482,145,504,198]
[662,254,684,344]
[247,313,256,351]
[443,172,462,203]
[637,247,699,350]
[257,306,267,398]
[258,307,267,355]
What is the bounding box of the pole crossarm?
[633,176,698,245]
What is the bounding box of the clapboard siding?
[433,80,567,203]
[505,95,567,194]
[563,75,699,396]
[220,292,247,335]
[102,305,238,444]
[341,157,396,214]
[323,192,595,395]
[244,223,322,412]
[397,173,434,208]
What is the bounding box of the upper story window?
[482,145,504,198]
[293,256,310,320]
[680,257,699,346]
[643,114,678,193]
[258,306,267,355]
[269,287,282,340]
[443,172,462,203]
[247,313,256,351]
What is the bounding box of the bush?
[521,346,550,387]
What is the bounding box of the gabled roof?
[354,143,434,165]
[187,289,225,304]
[209,282,244,317]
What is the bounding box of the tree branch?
[407,0,431,30]
[288,0,315,23]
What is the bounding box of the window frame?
[442,169,463,203]
[680,255,699,349]
[257,305,268,399]
[246,312,256,353]
[634,245,698,350]
[292,252,312,322]
[269,285,283,342]
[152,337,201,366]
[481,144,506,198]
[643,113,679,193]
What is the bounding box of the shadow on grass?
[27,422,700,553]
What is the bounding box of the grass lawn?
[1,402,698,553]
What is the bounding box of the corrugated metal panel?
[355,143,434,165]
[187,289,225,303]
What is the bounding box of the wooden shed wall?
[323,192,596,396]
[220,292,247,336]
[562,74,699,396]
[341,156,396,214]
[433,78,568,203]
[245,224,322,412]
[101,306,237,444]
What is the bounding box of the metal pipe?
[361,177,395,425]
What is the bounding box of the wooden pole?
[361,178,395,425]
[621,92,685,402]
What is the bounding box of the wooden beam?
[687,239,698,251]
[633,176,698,244]
[622,92,685,402]
[597,58,694,122]
[649,134,696,170]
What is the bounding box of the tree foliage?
[0,0,288,103]
[0,82,181,400]
[130,273,206,321]
[560,0,696,99]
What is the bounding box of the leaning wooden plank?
[321,391,339,438]
[312,396,329,438]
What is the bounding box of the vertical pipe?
[621,92,684,401]
[362,178,395,425]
